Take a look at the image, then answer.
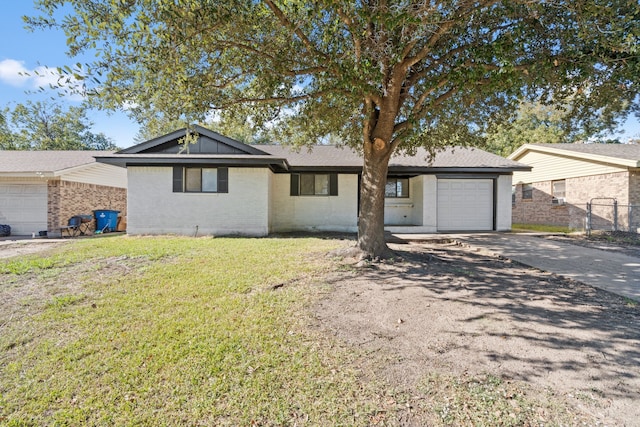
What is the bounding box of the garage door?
[0,183,48,235]
[437,179,493,231]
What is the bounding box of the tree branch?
[402,0,500,70]
[262,0,328,63]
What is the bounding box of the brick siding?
[629,170,640,206]
[512,171,630,230]
[47,180,127,236]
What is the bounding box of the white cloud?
[121,100,139,111]
[0,59,31,86]
[31,65,67,88]
[0,59,84,100]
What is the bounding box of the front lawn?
[0,236,377,425]
[1,235,610,426]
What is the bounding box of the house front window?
[173,166,228,193]
[522,183,533,200]
[186,167,218,192]
[300,173,329,195]
[290,173,338,196]
[385,178,409,198]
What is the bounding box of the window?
[385,178,409,198]
[512,185,516,205]
[522,183,533,200]
[290,173,338,196]
[173,167,228,193]
[552,180,566,199]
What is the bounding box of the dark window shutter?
[217,167,228,193]
[173,167,183,192]
[329,173,338,196]
[290,174,300,196]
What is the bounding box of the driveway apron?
[454,233,640,302]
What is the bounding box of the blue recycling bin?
[94,210,120,232]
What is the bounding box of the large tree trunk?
[356,138,394,259]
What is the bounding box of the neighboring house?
[96,125,529,236]
[509,143,640,230]
[0,151,127,236]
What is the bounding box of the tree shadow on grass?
[319,241,640,408]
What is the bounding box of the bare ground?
[2,235,639,425]
[0,239,69,259]
[314,240,640,426]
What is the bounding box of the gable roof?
[259,145,529,172]
[97,126,529,173]
[118,124,269,155]
[509,143,640,168]
[0,150,112,177]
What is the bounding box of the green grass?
[0,236,379,426]
[0,235,590,426]
[419,373,581,426]
[512,223,575,233]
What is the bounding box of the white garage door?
[0,183,48,235]
[437,179,493,231]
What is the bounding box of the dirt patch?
[314,241,640,426]
[0,240,69,259]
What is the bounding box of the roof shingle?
[0,151,108,173]
[259,145,527,169]
[524,143,640,161]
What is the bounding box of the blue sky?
[1,1,639,149]
[0,2,141,148]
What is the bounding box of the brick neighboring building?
[0,151,127,236]
[509,143,640,231]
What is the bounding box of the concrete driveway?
[394,233,640,302]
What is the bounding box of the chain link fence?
[586,198,640,236]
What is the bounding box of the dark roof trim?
[96,155,288,170]
[388,166,528,174]
[117,124,269,156]
[267,166,526,174]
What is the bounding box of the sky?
[0,2,141,148]
[1,1,639,149]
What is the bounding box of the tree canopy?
[29,0,640,257]
[0,100,118,151]
[482,100,627,156]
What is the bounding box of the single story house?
[96,125,529,236]
[0,151,127,236]
[509,143,640,230]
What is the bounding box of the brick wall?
[48,180,127,236]
[629,170,640,206]
[512,171,629,230]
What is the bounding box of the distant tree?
[133,115,188,144]
[30,0,640,258]
[133,112,272,145]
[483,102,567,156]
[207,113,272,145]
[1,100,118,151]
[0,109,16,150]
[483,101,626,156]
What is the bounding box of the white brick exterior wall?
[496,174,513,231]
[127,166,270,236]
[126,167,514,235]
[270,173,358,232]
[421,175,439,231]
